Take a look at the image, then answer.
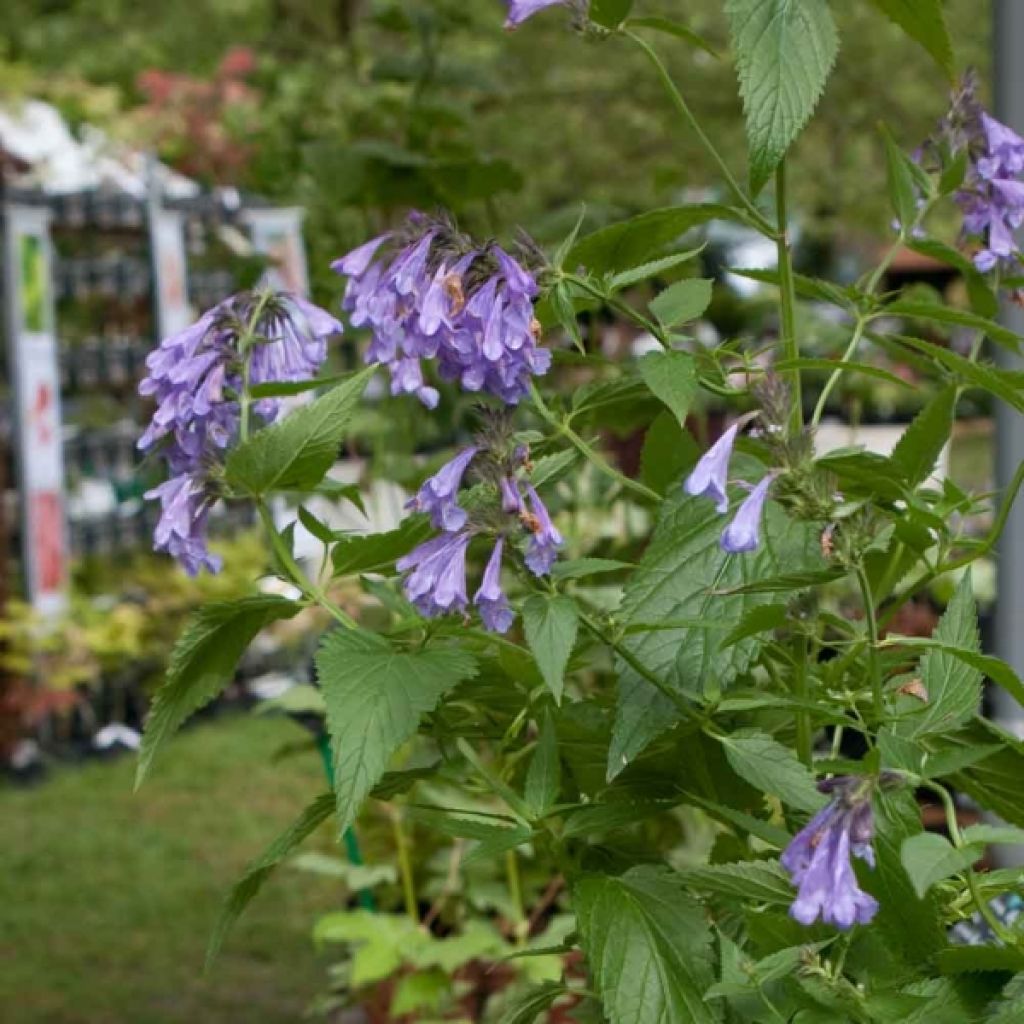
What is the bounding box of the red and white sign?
[3,203,68,616]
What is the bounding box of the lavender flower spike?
[684,424,739,514]
[523,484,563,576]
[145,474,221,577]
[505,0,568,29]
[406,447,478,531]
[475,538,515,634]
[720,474,774,554]
[781,778,879,930]
[397,532,471,619]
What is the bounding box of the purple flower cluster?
[138,291,341,575]
[684,424,774,554]
[397,447,562,632]
[958,113,1024,273]
[781,777,879,930]
[934,75,1024,274]
[333,216,551,408]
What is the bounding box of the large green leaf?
[726,0,840,193]
[590,0,634,29]
[952,723,1024,829]
[524,712,561,818]
[894,572,982,738]
[899,832,983,899]
[890,385,958,488]
[569,205,742,275]
[720,730,826,813]
[522,594,579,703]
[316,629,477,833]
[136,596,300,787]
[638,350,698,424]
[331,516,433,577]
[648,279,713,329]
[883,300,1021,353]
[611,490,823,775]
[864,791,945,965]
[575,865,719,1024]
[498,982,567,1024]
[207,792,334,965]
[226,366,375,496]
[866,0,954,78]
[679,859,794,905]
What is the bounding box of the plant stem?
[566,274,668,345]
[774,161,802,438]
[811,316,867,428]
[793,635,812,767]
[622,30,773,236]
[855,566,884,722]
[529,382,660,502]
[389,805,419,924]
[506,850,527,946]
[922,780,1015,945]
[577,609,702,728]
[256,501,357,629]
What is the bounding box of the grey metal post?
[993,2,1024,736]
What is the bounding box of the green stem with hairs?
[622,29,774,237]
[921,779,1015,945]
[855,566,884,723]
[775,161,802,437]
[529,382,660,502]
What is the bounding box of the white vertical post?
[2,202,69,616]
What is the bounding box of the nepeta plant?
[136,2,1024,1020]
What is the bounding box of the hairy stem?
[622,30,773,236]
[257,501,357,629]
[529,382,660,502]
[855,566,884,722]
[922,779,1015,945]
[775,162,802,437]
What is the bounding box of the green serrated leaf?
[679,859,794,905]
[726,0,839,193]
[866,0,954,78]
[525,712,561,818]
[551,558,634,581]
[136,596,300,787]
[649,279,712,328]
[608,246,706,291]
[900,831,983,899]
[890,384,958,487]
[331,517,433,577]
[720,730,826,813]
[498,982,567,1024]
[883,300,1021,353]
[317,629,477,834]
[881,123,923,231]
[226,366,374,496]
[640,411,700,495]
[611,490,824,774]
[523,594,579,703]
[206,792,334,966]
[569,205,742,275]
[638,350,698,422]
[575,865,719,1024]
[561,800,677,839]
[895,571,982,738]
[936,946,1024,975]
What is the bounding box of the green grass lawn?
[1,714,342,1024]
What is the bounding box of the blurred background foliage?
[0,0,991,300]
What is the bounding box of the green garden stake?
[317,734,375,911]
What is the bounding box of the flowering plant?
[135,2,1024,1020]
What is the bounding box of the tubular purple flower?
[684,424,739,514]
[720,474,774,554]
[500,475,523,514]
[504,0,568,28]
[333,216,550,408]
[398,531,471,618]
[145,474,221,577]
[523,484,563,576]
[138,290,337,574]
[406,447,478,531]
[781,779,879,931]
[475,538,515,634]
